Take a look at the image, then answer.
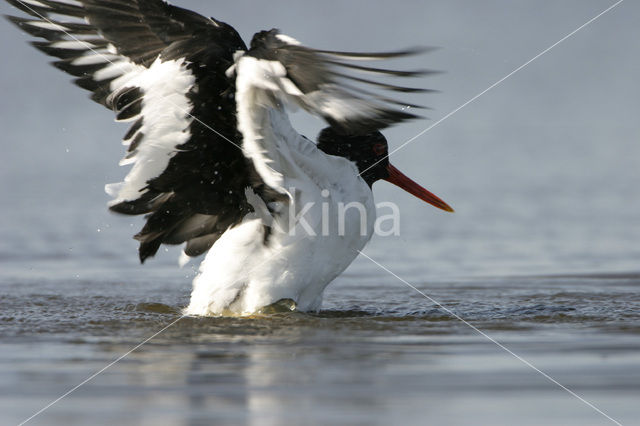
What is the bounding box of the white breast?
[185,111,375,316]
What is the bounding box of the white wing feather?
[106,58,195,205]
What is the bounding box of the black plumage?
[5,0,432,264]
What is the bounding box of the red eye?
[373,143,386,156]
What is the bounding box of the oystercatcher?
[5,0,453,315]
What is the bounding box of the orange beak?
[384,164,454,213]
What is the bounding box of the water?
[2,0,640,424]
[1,268,639,425]
[1,189,639,425]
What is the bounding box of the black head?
[316,126,455,212]
[317,127,390,186]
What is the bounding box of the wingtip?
[327,107,425,134]
[137,241,158,264]
[4,14,24,26]
[314,45,435,61]
[5,0,48,19]
[417,69,446,77]
[397,45,440,56]
[2,14,13,27]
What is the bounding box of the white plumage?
[187,107,375,315]
[6,0,452,316]
[107,58,195,204]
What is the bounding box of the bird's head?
[317,127,453,212]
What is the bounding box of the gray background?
[1,0,638,279]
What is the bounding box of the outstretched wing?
[6,1,433,264]
[232,29,434,197]
[5,0,277,262]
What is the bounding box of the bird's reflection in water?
[178,312,389,425]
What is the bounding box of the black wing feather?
[7,1,434,264]
[247,29,434,133]
[5,0,276,263]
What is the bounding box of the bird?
[5,0,453,316]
